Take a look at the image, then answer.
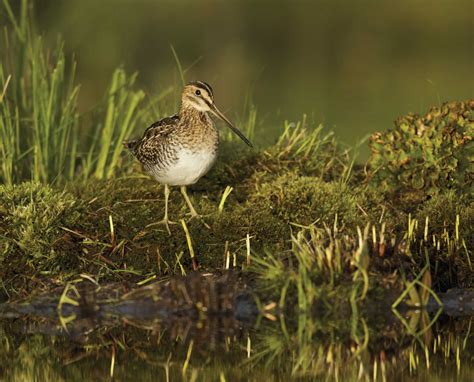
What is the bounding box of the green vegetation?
[368,100,473,199]
[0,0,472,310]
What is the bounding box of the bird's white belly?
[152,149,217,186]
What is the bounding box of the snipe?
[125,81,252,234]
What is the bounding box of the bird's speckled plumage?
[126,82,221,186]
[127,109,219,186]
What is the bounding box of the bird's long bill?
[210,104,253,147]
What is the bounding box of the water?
[1,315,472,381]
[0,275,472,381]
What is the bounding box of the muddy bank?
[0,272,257,322]
[1,272,473,325]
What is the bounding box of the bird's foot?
[186,212,211,229]
[146,218,178,235]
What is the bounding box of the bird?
[124,81,252,234]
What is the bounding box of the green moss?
[252,172,376,229]
[0,183,82,265]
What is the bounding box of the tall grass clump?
[0,0,146,185]
[82,69,145,180]
[270,117,354,182]
[0,68,17,185]
[0,0,79,184]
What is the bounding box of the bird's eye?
[195,89,201,96]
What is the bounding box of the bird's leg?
[146,184,177,235]
[180,186,199,217]
[162,184,173,224]
[180,186,210,229]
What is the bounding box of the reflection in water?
[0,276,472,381]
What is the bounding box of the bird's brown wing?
[125,114,179,155]
[129,114,180,167]
[142,114,180,140]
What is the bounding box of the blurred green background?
[29,0,474,149]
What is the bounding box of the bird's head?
[181,81,252,147]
